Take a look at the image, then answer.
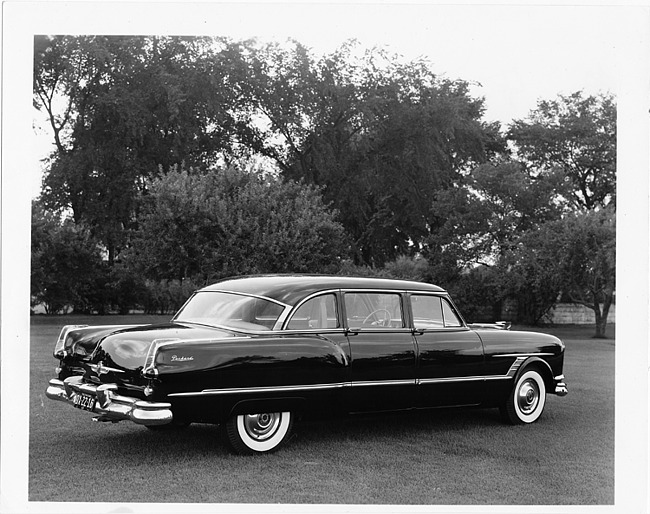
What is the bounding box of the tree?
[230,39,504,265]
[123,165,349,282]
[425,92,616,326]
[508,91,616,210]
[31,201,106,314]
[427,161,565,267]
[556,209,616,337]
[34,35,241,263]
[506,91,616,330]
[34,36,506,268]
[507,209,615,336]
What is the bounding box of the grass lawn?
[28,316,614,505]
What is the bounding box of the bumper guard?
[46,376,173,426]
[553,374,568,396]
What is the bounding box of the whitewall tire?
[502,369,547,424]
[225,411,294,454]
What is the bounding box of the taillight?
[142,338,179,378]
[53,325,88,358]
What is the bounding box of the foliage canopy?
[32,36,616,333]
[508,91,616,210]
[123,165,349,282]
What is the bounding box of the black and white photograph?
[1,1,648,513]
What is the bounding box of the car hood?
[475,328,564,355]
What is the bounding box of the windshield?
[174,291,287,331]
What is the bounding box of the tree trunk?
[593,309,608,338]
[571,291,613,339]
[594,293,614,339]
[492,299,503,321]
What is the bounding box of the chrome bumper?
[46,376,173,426]
[554,375,568,396]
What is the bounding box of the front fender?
[515,356,554,391]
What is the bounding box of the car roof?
[199,274,446,306]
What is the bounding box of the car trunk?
[61,323,238,391]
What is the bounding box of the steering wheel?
[362,309,392,327]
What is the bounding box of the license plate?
[73,393,96,412]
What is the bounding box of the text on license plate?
[73,393,96,411]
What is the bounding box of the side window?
[441,299,462,327]
[411,295,444,329]
[287,294,339,330]
[411,295,463,329]
[345,293,404,329]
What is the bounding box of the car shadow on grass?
[78,406,505,459]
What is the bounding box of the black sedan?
[46,275,568,454]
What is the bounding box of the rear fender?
[145,334,349,377]
[55,324,143,359]
[229,397,306,417]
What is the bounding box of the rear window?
[174,291,286,331]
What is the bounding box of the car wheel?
[501,369,546,424]
[225,411,293,454]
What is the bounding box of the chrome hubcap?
[517,379,539,414]
[243,413,281,441]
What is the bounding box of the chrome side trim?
[493,353,554,358]
[171,366,535,397]
[280,328,349,335]
[505,356,528,376]
[418,376,484,385]
[345,328,415,333]
[169,379,417,397]
[169,381,351,397]
[167,357,542,398]
[418,356,527,385]
[349,379,415,388]
[160,356,543,398]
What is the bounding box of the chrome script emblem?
[171,355,194,362]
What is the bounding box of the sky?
[2,2,650,514]
[213,3,619,124]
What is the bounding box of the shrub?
[31,202,106,314]
[123,165,350,282]
[141,279,203,315]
